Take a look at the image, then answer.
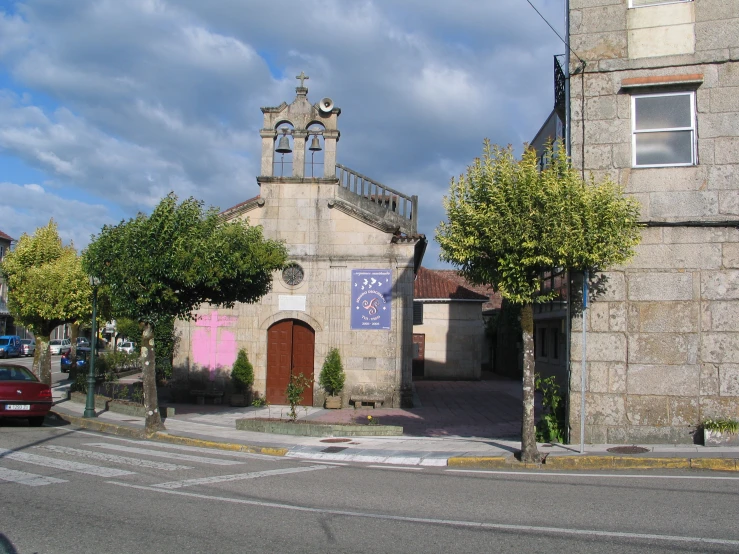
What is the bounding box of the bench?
[190,389,225,405]
[350,395,384,409]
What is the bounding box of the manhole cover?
[320,438,351,443]
[607,446,650,455]
[321,446,347,454]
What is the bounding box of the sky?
[0,0,564,269]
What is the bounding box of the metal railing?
[335,163,417,229]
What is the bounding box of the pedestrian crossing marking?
[152,465,332,489]
[84,443,244,465]
[37,445,193,471]
[0,467,67,487]
[0,448,135,477]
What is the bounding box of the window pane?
[635,130,693,165]
[635,94,692,130]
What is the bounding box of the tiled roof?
[421,268,503,311]
[414,267,489,302]
[0,229,15,242]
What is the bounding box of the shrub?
[286,372,311,422]
[703,418,739,434]
[231,349,254,393]
[535,374,566,444]
[319,347,345,397]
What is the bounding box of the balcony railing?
[554,54,566,117]
[335,163,418,233]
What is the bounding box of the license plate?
[6,404,30,411]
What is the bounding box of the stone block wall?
[567,0,739,443]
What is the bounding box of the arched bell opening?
[273,122,295,177]
[304,122,325,178]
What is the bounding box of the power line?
[523,0,586,66]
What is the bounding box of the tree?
[0,221,92,384]
[436,141,641,462]
[231,348,254,393]
[319,347,345,397]
[83,193,288,434]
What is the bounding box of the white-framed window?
[413,302,424,325]
[632,91,696,168]
[629,0,692,8]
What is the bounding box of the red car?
[0,364,52,426]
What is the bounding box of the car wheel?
[28,416,45,427]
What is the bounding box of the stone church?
[174,75,426,408]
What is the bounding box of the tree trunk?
[141,322,165,434]
[520,304,540,463]
[35,334,52,386]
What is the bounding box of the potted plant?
[230,348,254,407]
[703,418,739,446]
[319,347,345,409]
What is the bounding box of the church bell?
[309,135,322,152]
[275,135,292,154]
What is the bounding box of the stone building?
[565,0,739,443]
[173,76,426,408]
[0,229,14,335]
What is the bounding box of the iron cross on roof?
[296,71,309,87]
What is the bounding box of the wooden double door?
[266,319,315,405]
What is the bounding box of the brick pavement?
[307,375,529,439]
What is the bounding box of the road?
[0,424,738,553]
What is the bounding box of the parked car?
[61,347,93,373]
[19,339,36,357]
[76,337,90,347]
[0,363,52,426]
[117,341,136,354]
[0,335,21,358]
[49,338,72,355]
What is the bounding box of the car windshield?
[0,366,37,381]
[0,339,10,346]
[50,340,62,345]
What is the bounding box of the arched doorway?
[266,319,315,405]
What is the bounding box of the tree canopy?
[436,141,641,462]
[0,220,92,383]
[83,193,288,433]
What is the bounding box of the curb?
[49,410,288,457]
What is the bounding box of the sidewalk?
[49,380,739,472]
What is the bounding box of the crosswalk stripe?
[84,443,243,466]
[0,467,67,486]
[37,446,193,471]
[0,448,135,477]
[152,465,332,489]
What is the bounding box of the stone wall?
[568,0,739,443]
[413,302,485,380]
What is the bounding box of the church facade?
[173,76,426,408]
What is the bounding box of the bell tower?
[258,72,341,179]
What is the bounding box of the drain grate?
[607,445,650,455]
[321,446,348,454]
[320,438,352,443]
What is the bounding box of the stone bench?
[190,389,224,405]
[350,395,384,409]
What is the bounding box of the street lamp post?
[84,276,100,418]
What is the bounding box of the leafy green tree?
[0,221,93,384]
[436,141,641,462]
[231,348,254,393]
[114,317,141,347]
[83,193,288,434]
[319,347,345,397]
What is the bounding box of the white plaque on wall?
[279,295,306,311]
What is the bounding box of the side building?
[567,0,739,443]
[0,230,14,335]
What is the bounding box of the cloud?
[0,0,564,266]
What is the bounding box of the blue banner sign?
[351,269,392,330]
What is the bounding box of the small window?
[0,246,4,260]
[629,0,691,7]
[538,327,548,358]
[413,302,424,325]
[632,91,696,167]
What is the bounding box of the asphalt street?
[1,424,738,553]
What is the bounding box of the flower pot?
[324,395,342,409]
